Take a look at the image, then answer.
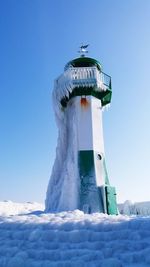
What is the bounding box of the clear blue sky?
[0,0,150,204]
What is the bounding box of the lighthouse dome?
[64,57,102,71]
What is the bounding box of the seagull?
[78,44,89,56]
[80,44,89,52]
[80,44,89,49]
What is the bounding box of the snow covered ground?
[0,201,44,216]
[0,201,150,267]
[119,200,150,216]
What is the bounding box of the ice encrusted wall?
[45,97,80,212]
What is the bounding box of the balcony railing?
[56,66,111,89]
[54,67,112,106]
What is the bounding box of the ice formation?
[119,200,150,216]
[45,92,80,212]
[52,66,108,120]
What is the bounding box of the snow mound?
[0,201,150,267]
[0,201,44,216]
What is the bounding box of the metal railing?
[56,67,111,92]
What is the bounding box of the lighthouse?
[45,47,118,215]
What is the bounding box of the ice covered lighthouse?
[45,47,118,215]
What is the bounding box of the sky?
[0,0,150,204]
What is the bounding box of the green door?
[105,186,118,215]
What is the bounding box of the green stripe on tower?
[78,150,105,213]
[61,87,112,108]
[78,150,118,215]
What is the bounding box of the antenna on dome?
[78,44,89,57]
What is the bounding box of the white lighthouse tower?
[45,47,118,215]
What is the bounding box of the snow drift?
[1,201,150,267]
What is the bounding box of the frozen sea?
[0,201,150,267]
